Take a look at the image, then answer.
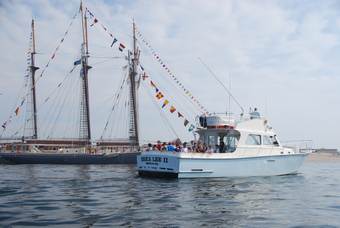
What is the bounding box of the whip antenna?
[198,58,244,114]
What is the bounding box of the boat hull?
[137,152,307,178]
[0,152,139,164]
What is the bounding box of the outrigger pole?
[30,19,39,139]
[198,57,245,115]
[128,20,140,146]
[79,1,92,143]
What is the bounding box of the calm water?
[0,161,339,227]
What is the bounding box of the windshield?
[218,133,239,153]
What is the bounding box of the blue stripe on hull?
[0,152,139,164]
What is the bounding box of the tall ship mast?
[79,2,92,144]
[0,2,207,164]
[128,21,139,146]
[25,19,39,139]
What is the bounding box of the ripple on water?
[0,163,339,227]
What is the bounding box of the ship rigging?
[0,2,207,163]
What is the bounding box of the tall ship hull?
[0,151,138,165]
[0,139,139,164]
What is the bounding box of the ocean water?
[0,161,339,227]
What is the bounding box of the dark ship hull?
[0,152,139,165]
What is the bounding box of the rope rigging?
[2,4,210,143]
[140,81,180,139]
[0,30,33,138]
[100,66,129,139]
[135,27,209,115]
[84,8,201,136]
[1,8,80,137]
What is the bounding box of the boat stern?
[137,151,180,178]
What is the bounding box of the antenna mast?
[128,20,139,146]
[79,1,92,143]
[198,58,245,114]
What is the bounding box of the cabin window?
[223,135,238,152]
[263,135,280,146]
[208,135,216,146]
[271,135,280,146]
[217,134,239,153]
[263,136,274,145]
[246,134,261,145]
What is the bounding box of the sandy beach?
[306,152,340,162]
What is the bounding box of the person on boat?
[181,142,188,152]
[250,107,261,119]
[187,146,193,152]
[202,143,208,153]
[219,139,225,153]
[146,143,153,151]
[175,140,181,152]
[166,142,176,152]
[156,140,162,151]
[207,145,214,153]
[196,141,202,152]
[161,142,167,151]
[191,141,197,152]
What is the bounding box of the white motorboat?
[137,113,308,178]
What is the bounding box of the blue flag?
[111,38,118,47]
[74,59,81,65]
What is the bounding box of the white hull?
[137,152,307,178]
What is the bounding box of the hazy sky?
[0,0,339,149]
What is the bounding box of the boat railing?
[96,145,140,154]
[282,140,314,154]
[203,112,268,125]
[31,145,42,153]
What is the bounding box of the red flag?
[150,80,156,88]
[170,106,176,113]
[142,72,148,80]
[119,43,126,52]
[15,107,19,116]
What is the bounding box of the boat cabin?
[197,114,281,153]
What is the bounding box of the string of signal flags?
[85,8,209,115]
[142,74,196,132]
[2,8,200,134]
[85,8,200,132]
[1,9,80,132]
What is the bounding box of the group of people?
[144,140,225,153]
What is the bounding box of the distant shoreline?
[306,152,340,162]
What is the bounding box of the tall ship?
[0,3,142,164]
